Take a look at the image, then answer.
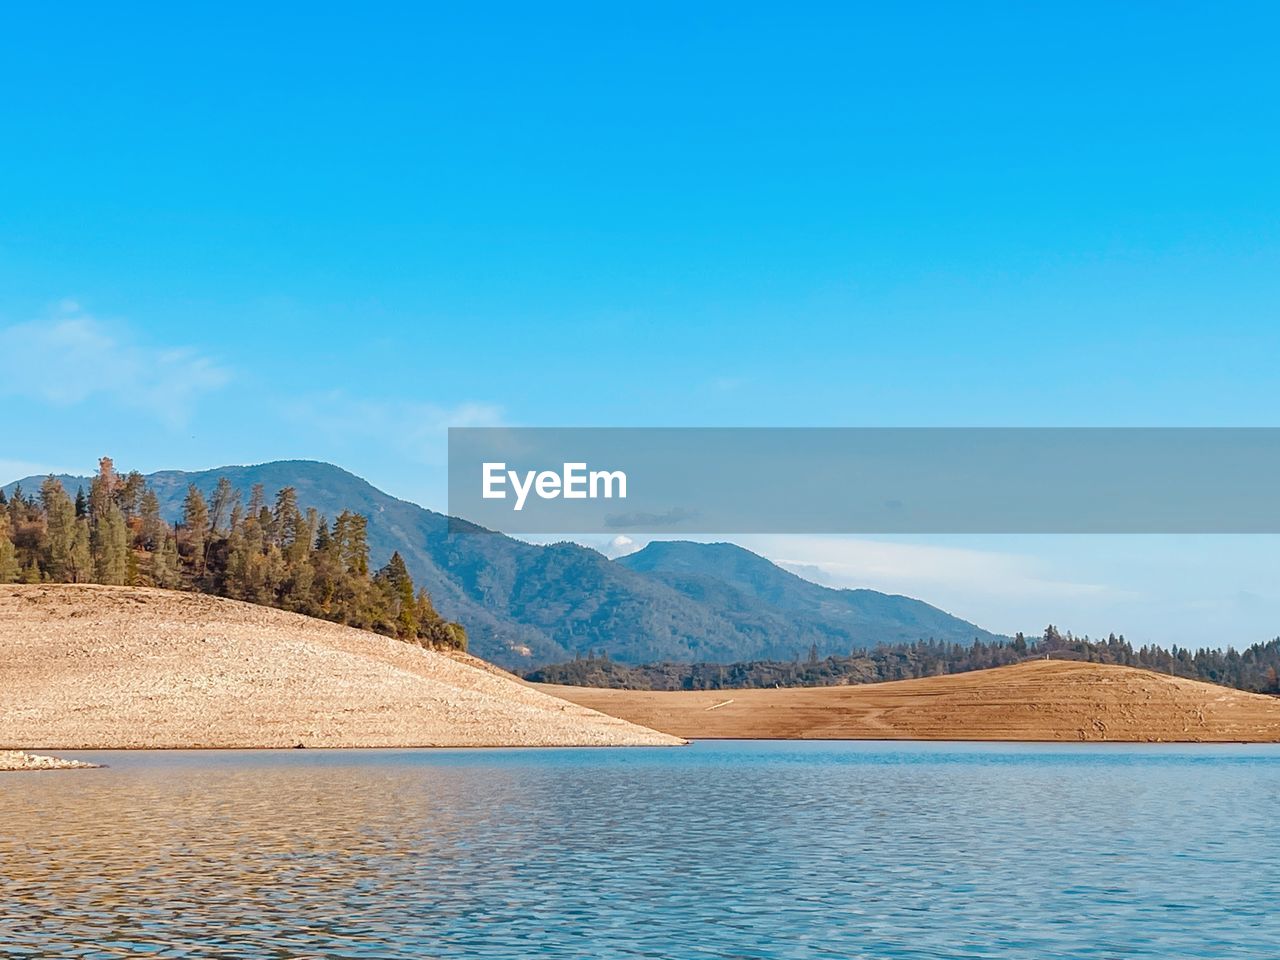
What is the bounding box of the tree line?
[0,457,466,651]
[525,626,1280,695]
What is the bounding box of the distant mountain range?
[5,461,1004,668]
[617,540,1004,653]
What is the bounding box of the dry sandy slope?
[539,659,1280,742]
[0,585,682,749]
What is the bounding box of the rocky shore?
[0,751,99,772]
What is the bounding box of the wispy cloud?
[0,305,231,426]
[746,534,1119,603]
[285,392,504,465]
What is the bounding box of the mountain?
[4,461,1002,668]
[617,541,1003,651]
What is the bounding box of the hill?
[618,540,1003,650]
[0,584,682,748]
[538,659,1280,742]
[5,461,1001,668]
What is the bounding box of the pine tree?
[152,533,181,589]
[208,477,237,536]
[182,484,210,579]
[40,476,77,581]
[88,457,118,519]
[68,519,92,583]
[7,484,23,529]
[93,504,130,585]
[2,458,468,656]
[139,489,167,550]
[0,517,18,583]
[338,512,369,576]
[273,487,304,554]
[442,622,468,652]
[303,508,320,556]
[223,518,252,600]
[118,471,146,519]
[375,552,418,639]
[247,483,265,518]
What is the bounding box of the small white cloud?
[605,534,642,558]
[0,309,230,426]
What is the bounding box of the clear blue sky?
[3,3,1280,647]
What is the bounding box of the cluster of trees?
[1035,625,1280,693]
[526,626,1280,695]
[0,458,465,650]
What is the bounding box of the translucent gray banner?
[447,428,1280,534]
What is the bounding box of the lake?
[3,741,1278,958]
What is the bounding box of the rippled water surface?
[3,741,1279,958]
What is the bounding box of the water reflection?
[3,743,1279,958]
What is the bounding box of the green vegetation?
[4,461,1009,668]
[526,626,1280,695]
[0,458,465,651]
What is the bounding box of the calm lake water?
[3,741,1279,958]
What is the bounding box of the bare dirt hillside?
[0,585,682,749]
[538,659,1280,742]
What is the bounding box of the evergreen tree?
[7,484,24,530]
[4,458,467,652]
[208,477,237,536]
[247,483,266,518]
[375,552,418,639]
[0,517,18,583]
[68,519,92,584]
[139,489,167,550]
[93,504,130,585]
[273,487,305,554]
[153,533,182,589]
[339,512,369,576]
[40,476,77,581]
[88,457,118,519]
[20,558,41,583]
[181,484,210,578]
[118,471,146,519]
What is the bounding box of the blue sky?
[3,3,1280,647]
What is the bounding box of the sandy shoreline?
[0,585,683,749]
[9,585,1279,751]
[540,659,1280,742]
